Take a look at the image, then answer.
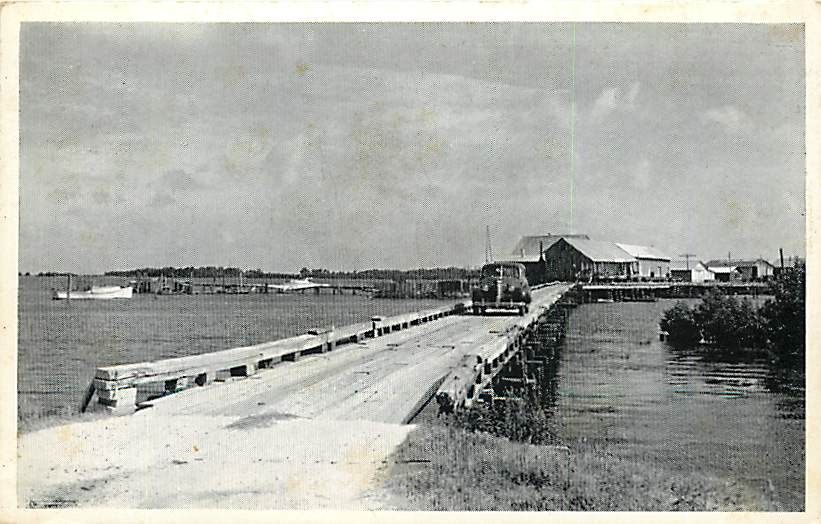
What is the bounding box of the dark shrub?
[760,265,805,367]
[659,301,700,346]
[694,291,760,349]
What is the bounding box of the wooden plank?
[437,355,481,406]
[475,337,512,363]
[331,322,373,343]
[401,372,449,424]
[95,334,319,381]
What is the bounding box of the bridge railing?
[435,283,571,410]
[90,300,469,414]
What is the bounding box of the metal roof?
[707,266,737,274]
[615,243,671,261]
[561,238,637,263]
[670,260,709,271]
[509,234,590,262]
[483,261,526,268]
[705,258,774,269]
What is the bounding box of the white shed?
[670,261,715,283]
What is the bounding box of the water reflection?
[665,348,769,397]
[664,346,805,418]
[553,300,805,510]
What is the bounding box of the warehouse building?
[508,234,591,261]
[544,237,637,282]
[505,234,590,285]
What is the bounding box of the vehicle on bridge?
[471,262,531,316]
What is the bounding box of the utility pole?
[485,225,494,263]
[779,248,785,269]
[679,253,697,270]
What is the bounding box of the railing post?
[371,316,383,337]
[95,383,137,415]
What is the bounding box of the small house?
[706,265,741,282]
[615,243,671,279]
[735,259,776,281]
[705,259,774,282]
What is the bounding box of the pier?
[21,283,572,507]
[132,276,380,296]
[578,281,770,303]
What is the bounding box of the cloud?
[631,158,652,189]
[702,105,748,133]
[591,81,640,117]
[626,82,640,107]
[18,23,805,273]
[159,169,208,191]
[593,87,619,115]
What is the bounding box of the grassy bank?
[381,407,775,511]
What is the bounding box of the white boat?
[266,278,331,293]
[53,285,134,300]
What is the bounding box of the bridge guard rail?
[89,300,470,414]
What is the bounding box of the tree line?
[101,266,479,281]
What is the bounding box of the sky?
[19,23,805,273]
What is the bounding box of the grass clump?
[382,416,774,511]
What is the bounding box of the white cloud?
[592,87,619,116]
[632,158,652,189]
[626,82,641,107]
[592,82,640,117]
[702,105,749,133]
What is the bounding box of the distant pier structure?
[129,274,382,296]
[578,282,769,303]
[127,273,471,298]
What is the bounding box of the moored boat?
[53,286,134,300]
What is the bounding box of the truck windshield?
[482,265,520,278]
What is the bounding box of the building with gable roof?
[704,258,775,281]
[508,234,591,262]
[615,243,671,279]
[670,260,715,283]
[543,237,638,282]
[503,234,590,285]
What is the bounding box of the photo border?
[1,1,817,522]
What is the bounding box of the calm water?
[17,276,447,427]
[555,300,804,511]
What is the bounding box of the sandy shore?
[20,412,413,509]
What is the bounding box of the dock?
[20,283,573,508]
[578,281,770,303]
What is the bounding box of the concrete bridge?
[19,283,572,509]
